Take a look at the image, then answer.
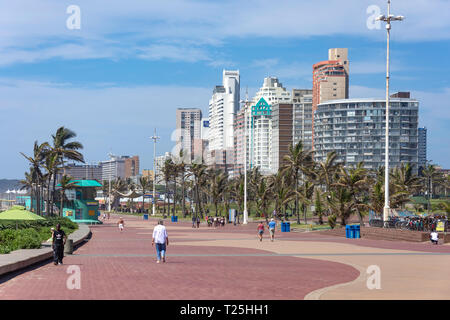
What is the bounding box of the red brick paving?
[0,214,359,300]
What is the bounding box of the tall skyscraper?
[271,103,293,174]
[292,89,313,150]
[312,48,349,148]
[314,94,419,173]
[418,127,427,170]
[175,108,202,162]
[208,70,240,170]
[249,77,290,174]
[100,154,139,181]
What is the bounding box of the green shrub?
[13,229,42,249]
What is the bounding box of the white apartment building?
[208,70,240,167]
[248,77,291,175]
[154,152,172,185]
[101,154,126,181]
[175,108,202,162]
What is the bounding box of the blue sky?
[1,0,449,179]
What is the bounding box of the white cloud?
[0,0,448,66]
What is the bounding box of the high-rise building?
[63,163,102,181]
[418,127,427,170]
[100,155,139,181]
[314,94,419,173]
[154,152,172,185]
[248,77,290,174]
[124,156,140,178]
[292,89,313,150]
[312,48,349,147]
[175,108,202,162]
[271,103,293,174]
[208,70,240,170]
[101,155,126,181]
[233,107,248,176]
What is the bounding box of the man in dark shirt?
[52,223,67,265]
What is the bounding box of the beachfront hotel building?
[175,108,202,162]
[313,93,419,173]
[312,48,349,147]
[207,70,240,171]
[292,89,313,151]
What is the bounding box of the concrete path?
[0,214,448,300]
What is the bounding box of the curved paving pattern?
[0,214,358,300]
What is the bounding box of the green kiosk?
[57,179,102,224]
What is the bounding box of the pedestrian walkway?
[0,214,448,300]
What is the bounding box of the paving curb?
[0,224,91,277]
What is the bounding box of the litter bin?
[171,216,178,222]
[281,222,285,232]
[143,214,149,220]
[285,222,290,232]
[64,239,73,255]
[353,224,361,238]
[345,225,352,239]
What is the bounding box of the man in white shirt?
[152,220,169,263]
[430,230,439,245]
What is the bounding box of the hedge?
[0,217,78,254]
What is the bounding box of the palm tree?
[19,170,35,212]
[161,159,174,217]
[189,162,208,220]
[421,164,440,213]
[314,188,325,225]
[139,176,152,213]
[111,177,127,211]
[268,171,295,221]
[20,141,50,215]
[254,176,272,223]
[317,151,339,193]
[282,141,313,220]
[49,127,84,215]
[175,149,189,217]
[207,169,228,217]
[336,162,369,224]
[298,180,314,224]
[58,175,77,217]
[43,153,60,215]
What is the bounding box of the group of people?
[206,216,225,228]
[257,218,277,242]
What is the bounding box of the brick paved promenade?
[0,214,449,300]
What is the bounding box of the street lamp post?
[376,0,404,224]
[151,129,160,216]
[240,96,250,225]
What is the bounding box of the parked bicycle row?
[369,215,448,232]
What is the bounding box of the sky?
[1,0,449,179]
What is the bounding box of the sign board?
[86,202,98,206]
[436,220,446,232]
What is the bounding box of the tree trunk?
[181,174,186,218]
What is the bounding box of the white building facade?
[208,70,240,168]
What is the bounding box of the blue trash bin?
[171,216,178,222]
[174,216,178,222]
[285,222,290,232]
[354,224,361,238]
[143,214,148,220]
[281,222,286,232]
[345,225,351,238]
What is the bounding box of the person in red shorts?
[257,221,265,242]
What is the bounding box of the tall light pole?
[240,90,250,224]
[376,0,404,224]
[151,129,160,216]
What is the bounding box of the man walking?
[152,220,169,263]
[52,223,67,265]
[257,221,265,242]
[268,218,277,242]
